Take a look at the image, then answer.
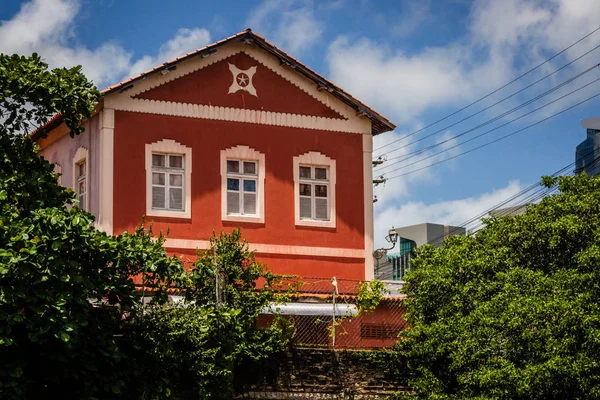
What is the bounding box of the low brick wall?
[234,348,411,399]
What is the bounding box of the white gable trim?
[104,42,372,135]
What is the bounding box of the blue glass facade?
[386,237,417,281]
[575,128,600,176]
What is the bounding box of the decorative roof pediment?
[103,41,373,134]
[34,30,394,141]
[133,51,345,119]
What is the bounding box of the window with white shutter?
[151,153,185,212]
[299,166,329,221]
[220,146,265,223]
[72,147,88,211]
[145,139,192,219]
[76,160,87,211]
[226,159,258,216]
[293,152,336,228]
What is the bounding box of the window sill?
[146,209,191,219]
[222,214,265,224]
[295,219,336,229]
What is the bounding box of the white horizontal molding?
[107,97,370,134]
[163,238,365,259]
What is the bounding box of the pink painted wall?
[37,115,101,215]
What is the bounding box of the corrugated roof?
[33,29,395,139]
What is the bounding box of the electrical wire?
[383,91,600,181]
[375,75,600,175]
[372,26,600,154]
[375,63,600,172]
[419,152,600,245]
[374,45,600,159]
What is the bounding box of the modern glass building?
[576,119,600,177]
[374,223,465,281]
[386,237,417,281]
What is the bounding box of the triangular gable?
[104,41,373,134]
[34,30,395,141]
[133,52,344,119]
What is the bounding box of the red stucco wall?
[113,111,366,279]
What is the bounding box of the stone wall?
[234,348,411,399]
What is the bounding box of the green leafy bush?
[395,174,600,399]
[0,53,289,399]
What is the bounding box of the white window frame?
[145,139,192,219]
[220,145,265,223]
[72,147,88,211]
[293,151,336,228]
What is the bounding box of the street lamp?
[373,229,399,259]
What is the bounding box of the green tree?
[123,230,291,399]
[396,174,600,399]
[0,53,290,399]
[0,53,186,399]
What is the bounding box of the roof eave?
[102,30,395,135]
[34,29,396,139]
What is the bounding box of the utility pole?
[331,276,338,348]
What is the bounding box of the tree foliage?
[0,53,290,399]
[396,174,600,399]
[357,279,389,314]
[0,53,187,398]
[123,230,292,399]
[0,53,99,137]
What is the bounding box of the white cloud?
[128,28,211,77]
[0,0,211,88]
[374,180,525,248]
[0,0,133,87]
[371,128,462,202]
[392,0,432,37]
[327,0,600,126]
[328,0,600,248]
[246,0,323,55]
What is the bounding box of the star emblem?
[237,73,249,87]
[228,64,257,97]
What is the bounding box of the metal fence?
[259,277,409,350]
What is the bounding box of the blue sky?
[2,0,599,246]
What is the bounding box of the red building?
[34,29,395,282]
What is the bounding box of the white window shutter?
[244,193,257,215]
[300,197,312,219]
[152,186,165,209]
[170,188,183,210]
[227,192,240,214]
[315,198,328,220]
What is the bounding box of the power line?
[376,75,600,175]
[384,90,600,181]
[375,55,600,165]
[373,25,600,154]
[420,152,600,246]
[426,148,600,241]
